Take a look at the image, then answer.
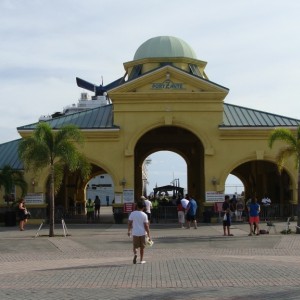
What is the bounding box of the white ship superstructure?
[63,92,109,114]
[39,92,110,121]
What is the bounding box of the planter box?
[210,217,219,223]
[5,211,16,226]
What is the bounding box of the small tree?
[268,126,300,232]
[0,165,28,206]
[18,122,91,237]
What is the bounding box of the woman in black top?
[18,198,28,231]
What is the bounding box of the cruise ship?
[39,92,111,121]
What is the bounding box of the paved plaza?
[0,215,300,300]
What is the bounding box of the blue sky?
[1,0,299,193]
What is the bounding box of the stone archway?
[134,126,204,202]
[230,160,294,218]
[231,161,291,202]
[53,163,112,218]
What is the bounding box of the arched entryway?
[134,126,204,203]
[230,160,295,218]
[50,163,115,223]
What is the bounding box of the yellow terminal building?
[0,36,299,222]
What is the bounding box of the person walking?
[185,195,198,229]
[248,197,260,236]
[94,195,101,220]
[128,200,151,264]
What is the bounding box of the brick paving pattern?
[0,220,300,299]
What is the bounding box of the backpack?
[259,229,269,234]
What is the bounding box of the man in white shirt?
[181,194,189,209]
[261,196,271,206]
[261,195,272,220]
[128,201,151,264]
[141,195,152,222]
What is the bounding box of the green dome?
[133,36,197,60]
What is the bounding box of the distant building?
[86,174,114,206]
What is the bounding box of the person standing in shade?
[141,195,152,222]
[128,200,151,264]
[185,195,198,229]
[94,195,101,220]
[151,197,159,223]
[86,198,94,223]
[261,194,271,221]
[236,199,244,222]
[222,195,233,236]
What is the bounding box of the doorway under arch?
[225,174,244,196]
[51,163,115,223]
[145,150,187,197]
[134,126,204,202]
[230,160,291,202]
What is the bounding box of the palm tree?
[18,122,91,237]
[268,126,300,232]
[0,165,28,206]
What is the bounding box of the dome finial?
[134,36,197,60]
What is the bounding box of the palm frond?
[269,126,300,173]
[0,165,28,196]
[75,153,91,180]
[53,163,64,194]
[269,128,297,149]
[19,137,50,171]
[18,123,91,236]
[55,125,84,146]
[276,146,297,172]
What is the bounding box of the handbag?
[223,214,227,221]
[24,208,31,218]
[146,237,154,247]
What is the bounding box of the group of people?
[177,194,198,229]
[222,194,271,236]
[86,195,101,223]
[17,191,271,266]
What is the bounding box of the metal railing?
[152,204,298,223]
[151,206,178,223]
[52,203,298,224]
[258,204,297,220]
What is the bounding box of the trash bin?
[5,210,17,227]
[203,210,212,223]
[113,207,124,224]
